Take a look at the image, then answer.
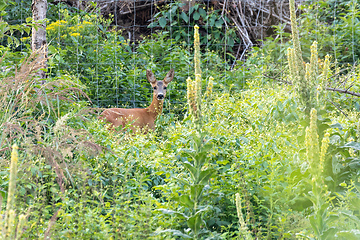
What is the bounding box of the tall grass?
[0,47,103,238]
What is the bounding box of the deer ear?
[164,69,175,84]
[146,69,156,83]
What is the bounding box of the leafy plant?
[149,1,238,53]
[157,134,217,239]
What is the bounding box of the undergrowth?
[1,1,360,239]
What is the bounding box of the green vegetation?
[1,0,360,239]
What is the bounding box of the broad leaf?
[190,185,205,201]
[176,194,195,209]
[336,230,360,240]
[349,158,360,169]
[339,210,360,223]
[183,162,198,180]
[309,215,320,237]
[156,229,192,239]
[330,122,343,130]
[187,211,205,235]
[158,209,188,219]
[181,12,189,23]
[321,227,337,240]
[193,12,200,21]
[159,17,167,28]
[342,141,360,151]
[215,19,223,28]
[198,168,216,185]
[198,8,206,18]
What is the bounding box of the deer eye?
[153,86,157,90]
[164,86,167,90]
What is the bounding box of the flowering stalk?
[205,76,214,99]
[186,25,203,125]
[2,144,18,238]
[235,193,252,239]
[1,145,27,239]
[289,0,304,68]
[289,0,312,112]
[307,109,320,173]
[310,41,319,81]
[187,77,196,116]
[320,132,330,174]
[303,109,333,238]
[194,25,201,79]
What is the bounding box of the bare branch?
[325,87,360,97]
[263,74,360,98]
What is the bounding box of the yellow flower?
[320,132,330,172]
[21,37,30,41]
[70,32,80,37]
[205,76,214,98]
[194,25,201,78]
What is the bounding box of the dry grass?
[0,47,103,196]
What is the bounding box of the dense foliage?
[0,0,360,239]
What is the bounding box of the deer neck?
[147,95,164,119]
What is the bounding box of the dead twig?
[325,87,360,98]
[263,73,360,98]
[327,99,350,120]
[44,207,62,239]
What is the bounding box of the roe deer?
[100,69,175,133]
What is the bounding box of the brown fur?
[99,69,175,133]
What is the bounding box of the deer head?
[146,69,174,100]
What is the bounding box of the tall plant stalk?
[1,145,27,240]
[187,25,202,127]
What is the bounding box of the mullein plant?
[297,108,339,239]
[156,25,218,239]
[0,145,26,240]
[187,25,215,128]
[235,193,253,240]
[288,0,331,113]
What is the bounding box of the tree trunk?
[31,0,48,79]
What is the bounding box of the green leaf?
[322,227,337,239]
[0,0,7,12]
[181,12,189,23]
[336,230,360,240]
[193,12,200,21]
[173,177,190,186]
[339,211,360,223]
[187,212,203,235]
[295,233,313,239]
[190,185,205,201]
[198,8,206,18]
[176,194,195,209]
[330,122,343,130]
[349,158,360,169]
[349,196,360,210]
[183,162,198,181]
[158,209,188,219]
[309,215,320,237]
[215,19,223,28]
[198,168,215,185]
[156,229,192,239]
[342,142,360,151]
[171,5,178,13]
[159,17,167,28]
